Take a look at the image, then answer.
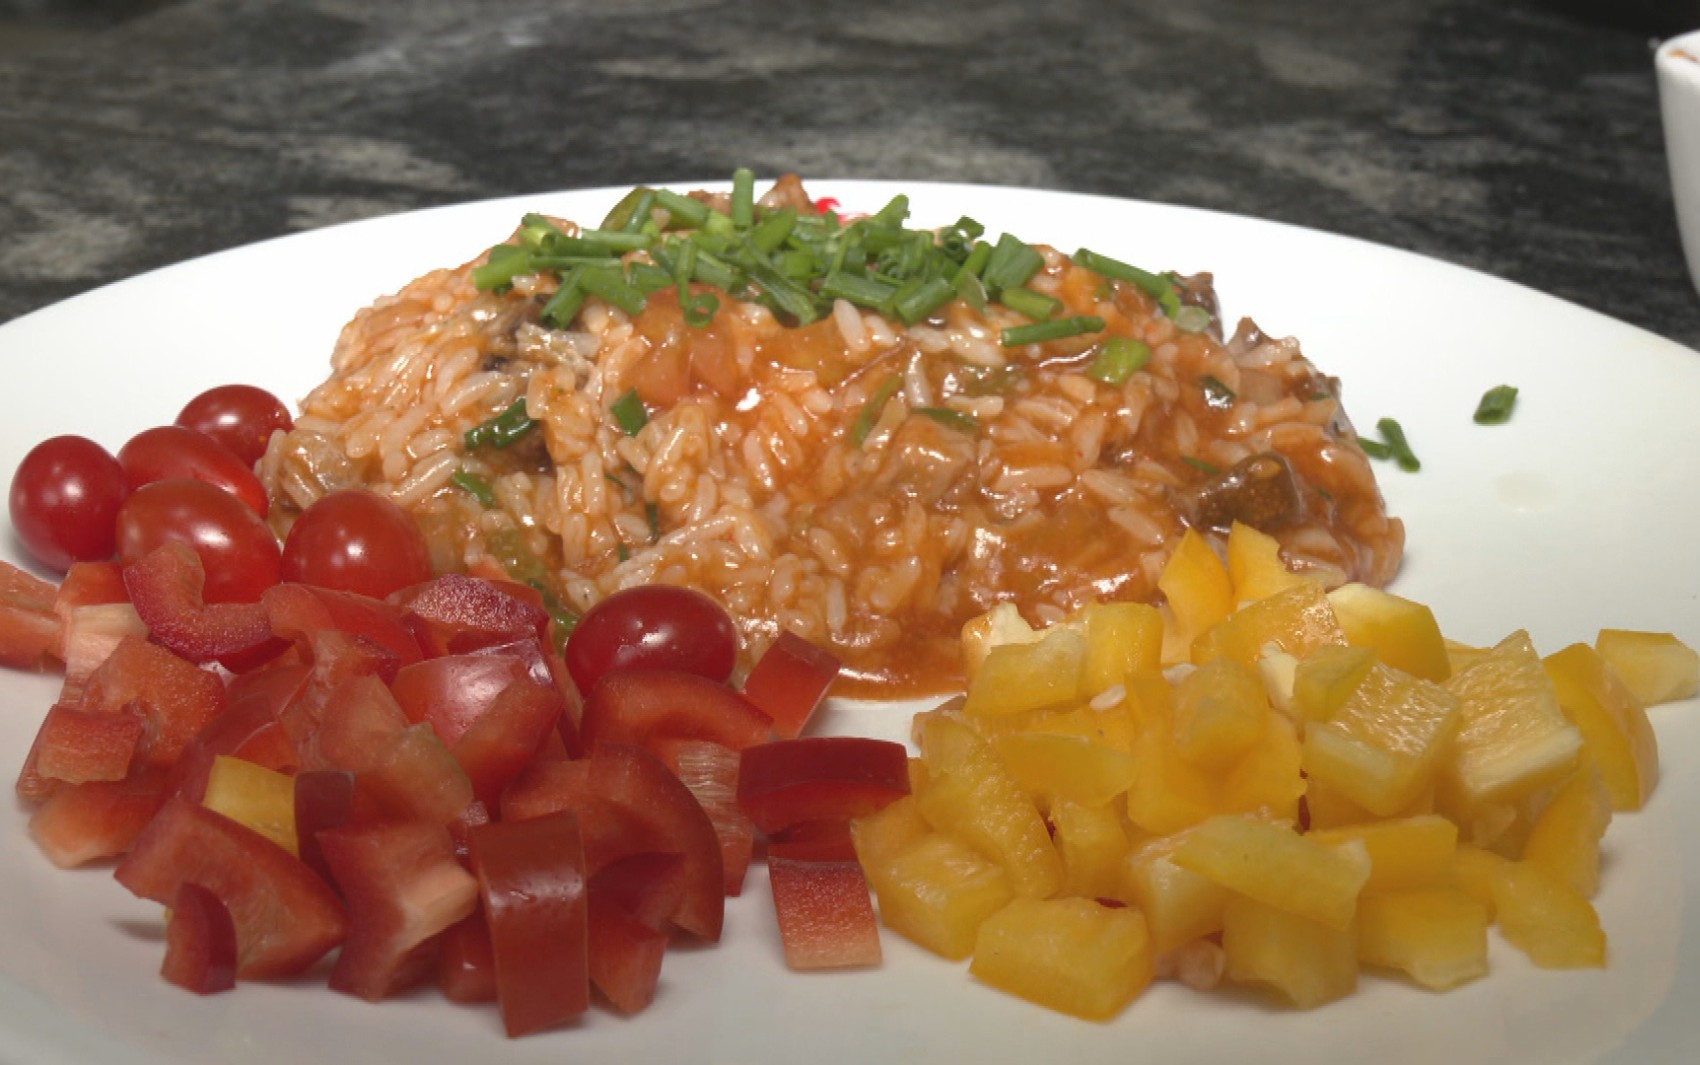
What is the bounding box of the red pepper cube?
[736,736,910,837]
[766,855,882,970]
[741,631,842,739]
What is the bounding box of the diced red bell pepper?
[161,882,238,995]
[437,911,497,1003]
[580,669,772,756]
[55,560,129,614]
[451,677,564,808]
[765,855,883,970]
[0,558,64,670]
[654,738,758,896]
[766,819,859,863]
[80,636,226,771]
[263,582,422,679]
[275,630,399,756]
[307,674,473,825]
[470,636,582,757]
[389,574,550,657]
[293,769,359,885]
[586,900,668,1014]
[59,602,148,692]
[27,771,169,868]
[736,736,910,837]
[391,654,531,746]
[502,744,725,940]
[115,795,349,979]
[740,630,842,739]
[176,662,308,800]
[319,819,480,1002]
[123,541,283,669]
[31,703,144,785]
[590,852,688,930]
[466,810,590,1038]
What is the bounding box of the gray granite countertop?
[3,0,1699,349]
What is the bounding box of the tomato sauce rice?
[258,176,1403,697]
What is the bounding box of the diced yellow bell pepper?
[202,755,298,856]
[1171,814,1370,931]
[1594,628,1699,707]
[1118,827,1232,955]
[863,832,1014,960]
[1216,711,1304,822]
[1491,859,1606,969]
[1158,529,1233,661]
[992,732,1137,808]
[1327,583,1450,682]
[1078,601,1163,696]
[1307,814,1457,893]
[1302,662,1462,817]
[1019,702,1135,755]
[1226,521,1312,604]
[1125,717,1219,836]
[1290,644,1377,725]
[1193,581,1346,671]
[1441,630,1583,812]
[1221,894,1358,1009]
[1355,887,1488,990]
[851,793,931,869]
[1520,764,1612,897]
[1051,800,1131,900]
[1303,776,1435,832]
[970,898,1155,1021]
[963,624,1088,717]
[1448,843,1511,919]
[960,602,1041,682]
[1543,643,1659,811]
[1173,658,1268,771]
[915,723,1064,900]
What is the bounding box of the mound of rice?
[259,177,1403,697]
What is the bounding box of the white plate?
[1,182,1697,1065]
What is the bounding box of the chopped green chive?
[465,399,537,450]
[1364,417,1421,472]
[654,189,711,229]
[1001,315,1107,348]
[451,470,498,508]
[1085,337,1151,385]
[577,266,647,316]
[1182,455,1221,475]
[646,501,661,541]
[680,285,720,327]
[1174,305,1213,333]
[610,389,648,435]
[998,286,1062,322]
[852,376,903,445]
[617,543,631,563]
[891,277,955,325]
[915,407,981,432]
[1357,437,1393,461]
[983,233,1045,292]
[731,168,755,229]
[539,270,587,329]
[1473,384,1519,425]
[821,271,899,310]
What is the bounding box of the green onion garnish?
[852,376,903,445]
[645,501,661,542]
[915,407,981,432]
[451,470,498,508]
[465,399,537,450]
[1085,337,1151,385]
[1001,315,1107,348]
[1182,456,1221,475]
[680,285,720,327]
[1174,305,1213,333]
[731,168,755,229]
[539,270,587,329]
[983,233,1045,292]
[1358,438,1393,461]
[1473,384,1519,425]
[654,189,711,229]
[611,389,648,435]
[471,244,536,291]
[1369,417,1421,472]
[578,266,647,316]
[891,277,955,325]
[998,286,1062,322]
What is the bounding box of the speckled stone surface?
[3,0,1699,347]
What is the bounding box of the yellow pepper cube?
[851,793,931,869]
[1440,630,1583,816]
[1193,581,1346,672]
[1020,702,1135,755]
[960,602,1040,682]
[1173,658,1269,771]
[970,898,1155,1021]
[1222,894,1358,1009]
[1308,814,1458,893]
[1303,776,1435,832]
[963,624,1088,717]
[1520,765,1612,897]
[202,755,298,855]
[1226,520,1312,604]
[1079,601,1163,696]
[1594,628,1700,706]
[1216,711,1304,822]
[1327,582,1451,682]
[1118,829,1233,955]
[1491,859,1607,969]
[1051,800,1131,900]
[1543,643,1660,811]
[1171,814,1370,931]
[1302,662,1462,817]
[1448,843,1511,919]
[1125,722,1219,837]
[1355,887,1488,990]
[1290,644,1377,725]
[992,732,1137,808]
[864,832,1014,960]
[1158,529,1234,656]
[916,753,1064,900]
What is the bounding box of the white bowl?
[1657,29,1700,297]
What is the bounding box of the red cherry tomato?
[564,585,738,695]
[116,478,281,604]
[117,425,270,517]
[176,385,294,467]
[280,489,432,599]
[9,435,130,572]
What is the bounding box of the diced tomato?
[0,558,63,670]
[161,882,239,995]
[741,630,842,739]
[32,703,143,785]
[502,744,725,940]
[765,856,883,970]
[28,771,169,868]
[736,736,910,836]
[580,669,772,756]
[262,582,422,678]
[437,911,498,1003]
[293,769,359,886]
[467,810,590,1038]
[319,819,480,1002]
[115,796,349,979]
[389,574,550,656]
[653,738,758,896]
[80,636,226,771]
[122,541,282,669]
[586,901,668,1014]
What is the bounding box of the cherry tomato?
[280,489,432,599]
[116,478,282,604]
[8,435,129,572]
[117,425,270,517]
[564,585,737,694]
[176,385,294,467]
